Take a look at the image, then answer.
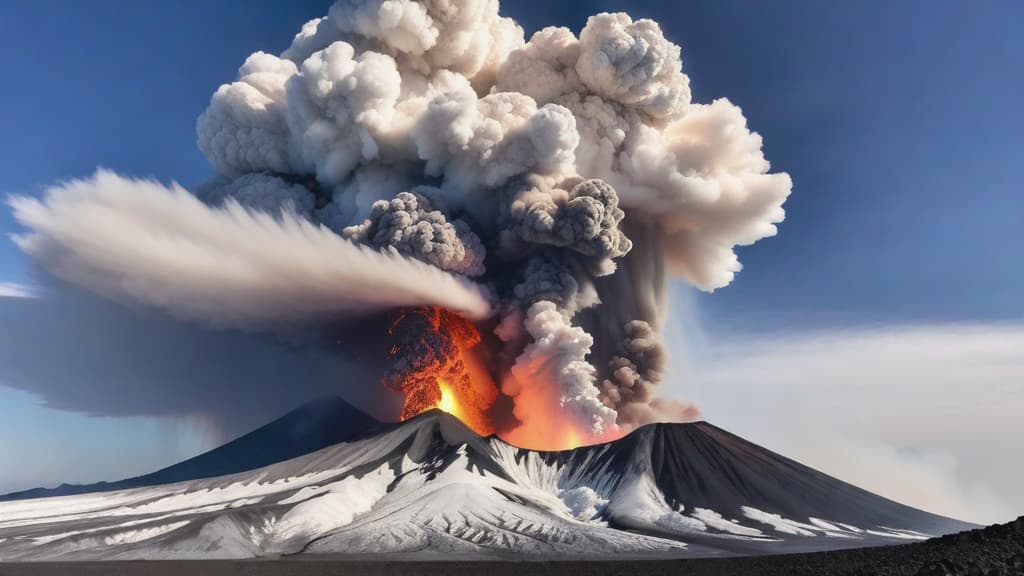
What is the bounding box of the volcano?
[0,398,972,561]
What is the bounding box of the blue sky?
[0,0,1021,514]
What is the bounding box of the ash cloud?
[0,286,391,440]
[343,189,486,276]
[195,173,316,220]
[7,0,790,442]
[501,176,631,276]
[512,255,598,314]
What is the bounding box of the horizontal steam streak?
[9,170,492,329]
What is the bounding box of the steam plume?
[9,0,790,444]
[10,170,491,328]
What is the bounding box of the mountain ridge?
[0,397,975,561]
[0,396,380,502]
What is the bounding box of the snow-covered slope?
[0,402,973,560]
[0,396,379,502]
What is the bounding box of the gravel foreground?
[1,516,1021,576]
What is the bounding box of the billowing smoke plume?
[9,0,790,446]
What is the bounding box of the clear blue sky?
[0,1,1021,492]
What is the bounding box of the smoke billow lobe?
[10,0,791,444]
[501,176,631,276]
[343,190,486,276]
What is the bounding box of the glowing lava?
[383,307,625,450]
[385,307,498,436]
[435,378,458,416]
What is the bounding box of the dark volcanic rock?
[646,422,968,536]
[532,421,972,553]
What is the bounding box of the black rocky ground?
[1,517,1021,576]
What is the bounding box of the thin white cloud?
[0,282,36,299]
[679,323,1024,525]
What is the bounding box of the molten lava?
[435,378,458,416]
[382,307,626,450]
[384,307,498,436]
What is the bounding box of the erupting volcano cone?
[385,307,498,435]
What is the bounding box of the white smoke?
[494,15,791,291]
[10,1,791,441]
[503,300,617,443]
[196,52,298,177]
[9,170,491,329]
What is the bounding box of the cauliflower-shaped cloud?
[57,0,793,442]
[494,26,582,104]
[196,52,299,177]
[326,0,524,87]
[619,98,792,290]
[503,176,632,275]
[496,13,689,120]
[343,189,486,276]
[286,42,403,184]
[576,13,690,119]
[414,90,580,193]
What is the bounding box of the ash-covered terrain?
[0,398,971,561]
[1,520,1022,576]
[5,523,1019,576]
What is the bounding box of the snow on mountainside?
[0,397,380,502]
[0,399,973,560]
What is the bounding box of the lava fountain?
[382,306,625,450]
[384,307,499,436]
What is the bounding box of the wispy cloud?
[680,323,1024,525]
[0,282,36,299]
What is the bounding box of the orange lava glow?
[435,378,459,416]
[501,407,622,452]
[493,347,626,451]
[387,307,498,436]
[383,307,628,450]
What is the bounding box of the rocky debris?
[717,515,1024,576]
[0,519,1022,575]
